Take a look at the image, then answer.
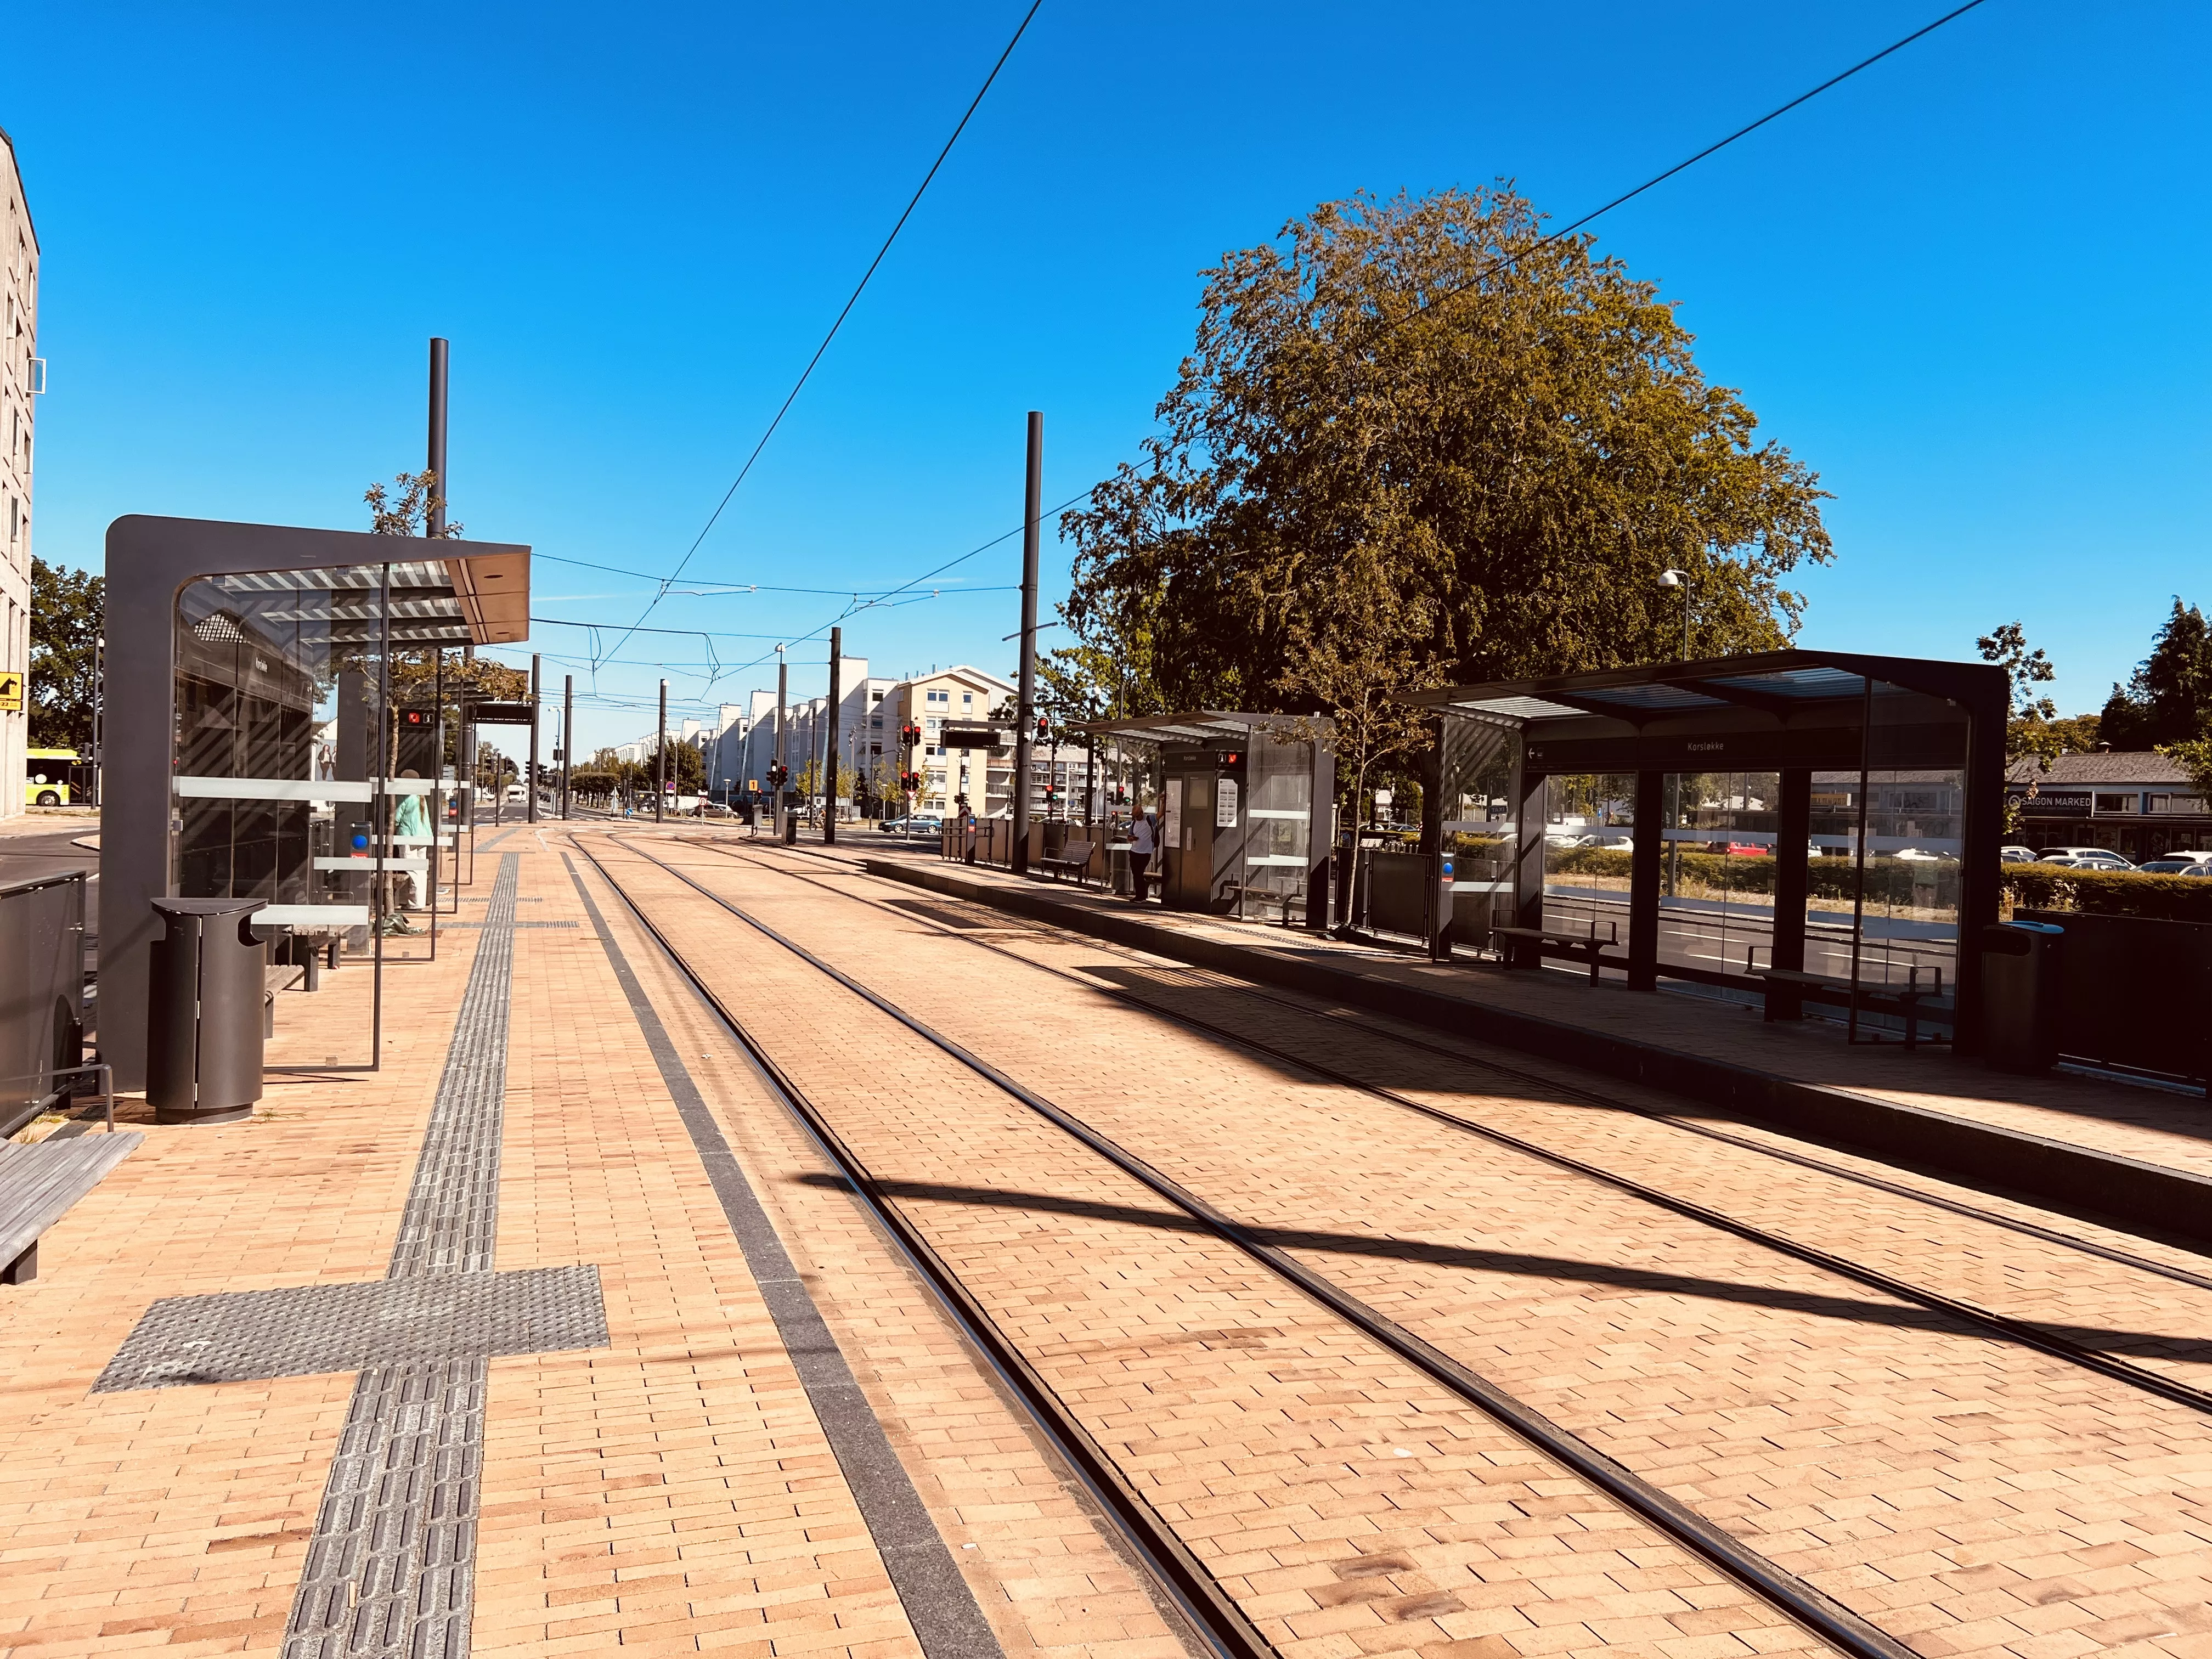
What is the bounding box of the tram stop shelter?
[101,515,532,1091]
[1392,650,2007,1049]
[1067,712,1334,927]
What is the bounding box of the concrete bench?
[1496,924,1624,984]
[1039,839,1096,885]
[0,1132,142,1284]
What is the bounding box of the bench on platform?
[0,1131,142,1284]
[1039,839,1095,885]
[1757,967,1951,1049]
[1496,924,1625,985]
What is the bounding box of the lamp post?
[1658,568,1691,661]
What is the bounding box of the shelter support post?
[1769,770,1812,1019]
[1629,770,1663,991]
[1510,768,1547,964]
[1955,691,2008,1054]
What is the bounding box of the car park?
[2036,846,2134,869]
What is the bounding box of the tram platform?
[828,836,2212,1251]
[0,827,1183,1659]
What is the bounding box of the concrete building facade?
[1,128,39,819]
[883,665,1015,816]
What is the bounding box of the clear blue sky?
[10,1,2206,751]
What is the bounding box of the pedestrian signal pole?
[654,678,667,825]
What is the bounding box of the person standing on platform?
[385,769,429,933]
[1129,805,1156,904]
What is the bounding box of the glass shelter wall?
[172,563,461,943]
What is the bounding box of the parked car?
[2139,856,2212,877]
[1999,845,2038,863]
[1892,847,1957,862]
[2036,847,2135,869]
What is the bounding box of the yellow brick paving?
[0,832,1191,1658]
[647,837,2212,1659]
[583,838,1831,1659]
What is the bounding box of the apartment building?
[714,659,889,806]
[883,665,1015,816]
[1,129,38,819]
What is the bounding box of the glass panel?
[1657,770,1781,980]
[173,563,464,948]
[1440,720,1516,951]
[1238,728,1312,923]
[1851,680,1967,1005]
[1541,773,1634,956]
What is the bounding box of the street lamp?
[1658,569,1691,660]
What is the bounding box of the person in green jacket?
[385,769,430,933]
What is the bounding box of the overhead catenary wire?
[1381,0,1993,336]
[606,0,1046,662]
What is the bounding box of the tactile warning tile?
[93,1263,607,1391]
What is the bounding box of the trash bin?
[148,897,268,1125]
[1982,919,2063,1074]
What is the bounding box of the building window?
[962,692,973,707]
[2095,793,2133,814]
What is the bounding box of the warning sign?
[0,673,22,713]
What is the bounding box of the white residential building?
[1,127,38,818]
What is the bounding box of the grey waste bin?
[1982,919,2063,1074]
[148,898,268,1125]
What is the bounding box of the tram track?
[574,830,1921,1659]
[708,833,2212,1305]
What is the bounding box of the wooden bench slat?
[0,1133,143,1266]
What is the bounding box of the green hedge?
[1544,844,1947,907]
[2000,862,2212,922]
[1543,845,2212,922]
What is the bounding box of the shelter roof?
[1066,711,1334,746]
[207,550,530,646]
[1395,650,2002,732]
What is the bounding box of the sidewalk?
[1,828,1184,1659]
[832,837,2212,1246]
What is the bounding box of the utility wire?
[1384,0,1992,335]
[605,0,1045,663]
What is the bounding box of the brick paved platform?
[815,837,2212,1249]
[1,829,1192,1659]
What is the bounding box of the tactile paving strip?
[94,1265,605,1392]
[280,852,532,1659]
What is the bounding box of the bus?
[26,748,80,807]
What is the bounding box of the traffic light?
[900,722,922,747]
[1036,714,1049,740]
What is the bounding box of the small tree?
[2102,599,2212,750]
[30,557,103,752]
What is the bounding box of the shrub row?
[1538,844,2212,922]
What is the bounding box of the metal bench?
[1757,966,1950,1049]
[1495,923,1624,984]
[0,1131,142,1284]
[1039,839,1096,885]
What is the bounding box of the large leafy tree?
[2102,599,2212,750]
[1062,188,1833,761]
[31,557,104,751]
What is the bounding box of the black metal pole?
[1012,410,1042,873]
[776,651,788,832]
[527,654,540,824]
[561,674,573,820]
[825,627,842,846]
[655,678,668,825]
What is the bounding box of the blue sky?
[10,1,2207,751]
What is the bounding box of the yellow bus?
[26,748,78,806]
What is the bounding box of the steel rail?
[722,836,2212,1299]
[601,833,1923,1659]
[566,836,1276,1659]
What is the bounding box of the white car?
[2036,846,2134,870]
